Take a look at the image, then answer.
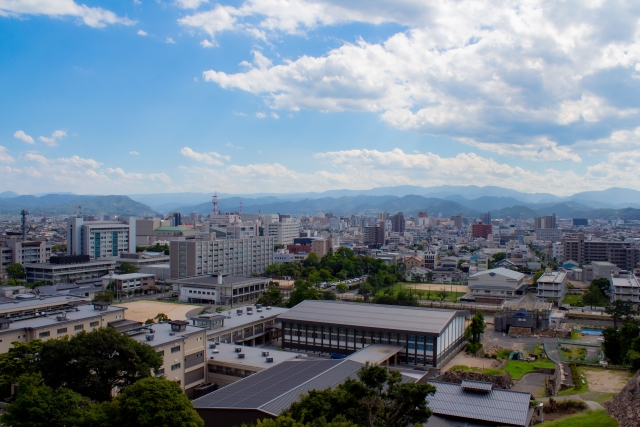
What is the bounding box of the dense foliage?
[284,364,435,427]
[602,322,640,367]
[465,312,485,355]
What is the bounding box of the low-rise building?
[101,273,155,295]
[25,256,116,284]
[536,269,567,305]
[610,270,640,306]
[405,267,430,282]
[171,275,270,306]
[494,297,552,332]
[592,261,618,280]
[466,268,526,303]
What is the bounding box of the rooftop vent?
[262,351,269,357]
[210,356,215,360]
[257,308,263,312]
[209,343,217,349]
[238,353,245,359]
[461,380,493,393]
[266,306,272,310]
[266,357,273,363]
[235,347,242,353]
[236,309,243,316]
[56,314,68,321]
[145,334,154,341]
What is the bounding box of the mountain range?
[3,186,640,220]
[0,194,156,216]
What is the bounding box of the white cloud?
[225,143,244,149]
[137,29,148,36]
[200,39,216,48]
[133,0,141,5]
[13,130,34,144]
[255,112,266,118]
[271,112,279,119]
[129,151,139,155]
[180,146,231,165]
[38,130,67,147]
[0,146,15,163]
[196,0,640,153]
[0,0,135,28]
[175,0,208,8]
[574,127,640,155]
[165,37,176,44]
[458,138,582,163]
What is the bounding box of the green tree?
[465,312,485,344]
[492,252,507,262]
[257,287,285,306]
[532,269,545,285]
[118,262,140,274]
[154,313,170,322]
[591,278,611,299]
[336,283,348,294]
[605,300,636,328]
[437,288,448,301]
[582,284,604,309]
[104,378,204,427]
[602,327,622,364]
[286,363,435,427]
[619,322,640,363]
[0,340,44,397]
[37,327,162,402]
[303,252,320,268]
[6,262,26,279]
[287,280,322,307]
[93,290,115,303]
[0,373,92,427]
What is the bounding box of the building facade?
[67,216,136,259]
[266,221,298,245]
[172,275,270,305]
[25,256,117,284]
[471,223,492,239]
[536,270,567,305]
[562,233,633,269]
[169,237,274,279]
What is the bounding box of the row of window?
[38,321,99,338]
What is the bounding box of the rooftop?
[611,274,640,289]
[536,271,567,284]
[344,344,404,365]
[101,273,155,280]
[469,268,525,281]
[277,300,468,335]
[502,296,552,312]
[198,305,289,337]
[426,381,533,427]
[154,226,194,232]
[206,342,299,370]
[173,275,269,287]
[25,259,117,269]
[128,321,205,347]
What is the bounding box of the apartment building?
[391,212,405,233]
[67,216,136,259]
[363,223,385,247]
[471,223,492,239]
[536,270,567,306]
[610,271,640,306]
[169,237,274,279]
[562,233,634,269]
[266,220,298,245]
[311,237,332,258]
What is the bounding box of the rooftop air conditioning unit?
[238,353,245,359]
[262,351,269,357]
[145,334,154,341]
[266,306,272,310]
[56,314,67,321]
[257,308,263,312]
[235,347,242,353]
[266,357,273,363]
[209,343,217,349]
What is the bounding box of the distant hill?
[0,195,156,216]
[0,191,19,198]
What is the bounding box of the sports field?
[114,300,203,322]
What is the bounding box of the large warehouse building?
[276,300,469,368]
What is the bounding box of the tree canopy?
[6,262,26,279]
[285,364,435,427]
[118,262,140,274]
[605,300,636,328]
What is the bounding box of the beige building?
[536,270,567,306]
[311,238,332,258]
[267,220,299,245]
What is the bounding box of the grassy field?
[537,410,618,427]
[562,294,582,306]
[560,345,587,360]
[381,284,466,302]
[572,329,582,340]
[450,359,555,380]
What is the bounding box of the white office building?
[536,269,567,306]
[266,220,299,245]
[610,271,640,306]
[67,216,136,259]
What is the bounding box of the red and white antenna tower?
[212,192,218,214]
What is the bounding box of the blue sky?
[1,0,640,196]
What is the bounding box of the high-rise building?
[534,213,556,229]
[266,220,299,245]
[67,217,136,259]
[169,212,182,227]
[573,218,588,226]
[363,223,385,247]
[391,212,405,233]
[170,237,274,279]
[471,223,492,239]
[479,212,491,225]
[562,232,636,269]
[453,213,463,229]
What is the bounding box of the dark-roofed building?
[277,300,469,368]
[425,380,535,427]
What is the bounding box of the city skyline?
[2,0,640,195]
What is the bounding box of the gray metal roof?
[277,300,467,335]
[469,268,524,281]
[192,359,362,414]
[427,381,532,427]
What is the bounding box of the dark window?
[74,325,84,331]
[39,331,50,338]
[57,328,67,334]
[171,346,180,353]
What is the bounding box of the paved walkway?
[538,395,605,411]
[512,373,548,397]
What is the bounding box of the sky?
[1,0,640,197]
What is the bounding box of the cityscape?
[2,1,640,427]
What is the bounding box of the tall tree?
[605,300,636,328]
[582,284,604,309]
[602,327,622,364]
[37,327,162,402]
[0,340,44,397]
[118,262,140,274]
[286,364,435,427]
[257,287,285,306]
[591,278,611,299]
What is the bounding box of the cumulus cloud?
[0,0,135,28]
[137,29,147,36]
[180,147,231,165]
[38,130,67,147]
[165,37,176,44]
[0,146,15,163]
[271,112,279,119]
[200,39,216,48]
[129,151,139,155]
[194,0,640,156]
[176,0,208,8]
[458,138,582,163]
[255,112,266,118]
[13,130,34,144]
[225,143,243,149]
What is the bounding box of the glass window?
[171,346,181,353]
[39,331,50,338]
[57,328,67,334]
[90,321,99,327]
[74,324,84,331]
[157,350,164,357]
[171,363,181,371]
